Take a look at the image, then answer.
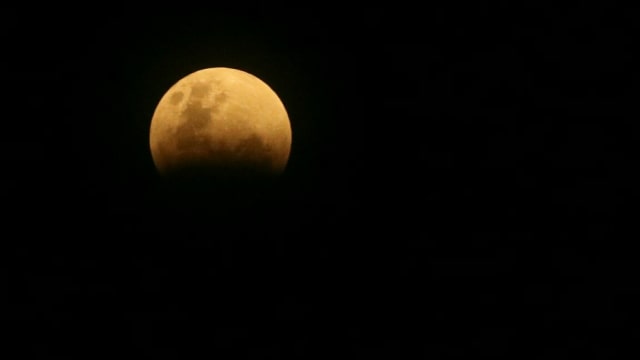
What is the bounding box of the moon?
[149,67,292,184]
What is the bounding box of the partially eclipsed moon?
[149,67,292,182]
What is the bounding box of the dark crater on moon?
[169,91,184,104]
[175,100,213,151]
[174,89,228,152]
[190,82,210,98]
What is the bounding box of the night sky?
[7,4,639,358]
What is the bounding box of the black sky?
[6,3,640,358]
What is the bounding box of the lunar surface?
[149,67,292,183]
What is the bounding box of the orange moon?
[149,67,292,182]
